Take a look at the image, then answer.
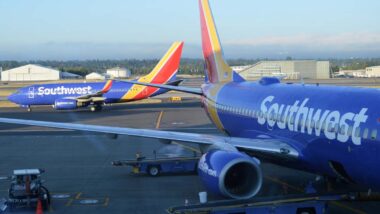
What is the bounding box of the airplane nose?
[7,93,16,103]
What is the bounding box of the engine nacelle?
[54,99,78,110]
[198,150,262,199]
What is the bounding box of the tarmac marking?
[103,197,110,207]
[71,197,109,206]
[65,199,73,207]
[265,175,366,214]
[156,110,164,129]
[264,176,304,192]
[331,201,367,214]
[75,192,82,200]
[49,205,54,212]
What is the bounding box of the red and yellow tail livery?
[199,0,232,83]
[121,41,184,100]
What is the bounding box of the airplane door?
[28,87,35,99]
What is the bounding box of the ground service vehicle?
[7,169,50,210]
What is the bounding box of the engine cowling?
[54,99,78,110]
[198,150,262,199]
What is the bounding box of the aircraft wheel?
[27,107,32,112]
[95,105,102,111]
[148,166,160,177]
[90,105,102,112]
[90,106,96,112]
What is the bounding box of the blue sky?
[0,0,379,60]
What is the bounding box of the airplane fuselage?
[201,79,380,190]
[9,81,170,106]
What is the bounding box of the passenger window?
[354,127,361,138]
[281,116,286,123]
[334,124,339,133]
[290,116,295,125]
[315,121,320,130]
[298,119,304,127]
[321,121,327,131]
[309,120,314,129]
[327,123,333,132]
[363,128,369,139]
[347,126,353,136]
[371,129,377,140]
[339,125,346,135]
[270,113,275,121]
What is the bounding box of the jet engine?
[54,99,78,110]
[198,150,262,199]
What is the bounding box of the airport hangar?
[0,64,81,81]
[236,60,330,80]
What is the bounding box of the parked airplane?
[7,41,184,112]
[1,0,379,200]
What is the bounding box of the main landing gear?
[90,104,102,112]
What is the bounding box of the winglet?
[101,80,113,93]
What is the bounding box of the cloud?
[1,33,380,60]
[219,32,380,58]
[225,32,380,50]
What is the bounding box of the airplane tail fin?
[139,41,184,84]
[100,80,113,94]
[199,0,244,83]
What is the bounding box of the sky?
[0,0,380,60]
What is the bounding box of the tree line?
[0,58,379,76]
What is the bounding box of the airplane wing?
[0,118,299,159]
[165,79,183,86]
[116,79,203,95]
[75,80,113,102]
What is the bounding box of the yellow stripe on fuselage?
[204,83,225,131]
[122,85,147,100]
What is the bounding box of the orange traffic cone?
[36,199,43,214]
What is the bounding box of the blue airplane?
[1,0,379,200]
[7,42,184,112]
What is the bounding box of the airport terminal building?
[237,60,330,80]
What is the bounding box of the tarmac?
[0,100,378,213]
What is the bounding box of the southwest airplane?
[1,0,379,200]
[7,42,184,112]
